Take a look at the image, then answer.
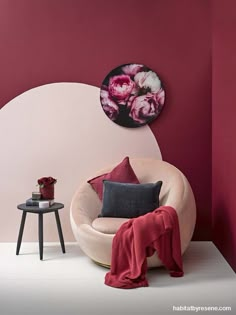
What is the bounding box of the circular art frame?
[100,63,165,128]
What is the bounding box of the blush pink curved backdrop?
[0,83,162,241]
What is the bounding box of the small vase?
[40,184,55,200]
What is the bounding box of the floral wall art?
[100,64,165,127]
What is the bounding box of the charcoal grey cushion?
[99,180,163,218]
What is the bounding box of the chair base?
[92,258,160,270]
[92,259,111,269]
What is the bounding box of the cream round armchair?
[70,158,196,268]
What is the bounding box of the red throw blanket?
[105,206,184,289]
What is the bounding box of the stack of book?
[26,198,54,207]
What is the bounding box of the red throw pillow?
[87,157,140,200]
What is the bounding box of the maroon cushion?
[87,157,139,200]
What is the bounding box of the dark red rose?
[37,176,57,187]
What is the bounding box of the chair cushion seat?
[92,217,130,234]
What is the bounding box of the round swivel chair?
[70,158,196,267]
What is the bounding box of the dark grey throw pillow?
[99,180,163,218]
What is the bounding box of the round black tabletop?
[17,202,64,214]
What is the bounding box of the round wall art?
[100,63,165,128]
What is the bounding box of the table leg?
[38,213,43,260]
[16,212,27,255]
[54,210,66,253]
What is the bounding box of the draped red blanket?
[105,206,184,289]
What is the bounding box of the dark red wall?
[0,0,212,240]
[212,0,236,271]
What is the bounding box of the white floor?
[0,242,235,315]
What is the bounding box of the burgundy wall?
[212,0,236,271]
[0,0,212,240]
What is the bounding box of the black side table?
[16,202,66,260]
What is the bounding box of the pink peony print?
[100,63,165,127]
[128,93,159,124]
[100,89,119,120]
[102,103,119,121]
[100,88,110,105]
[108,75,135,103]
[134,71,161,93]
[122,64,143,77]
[156,88,165,106]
